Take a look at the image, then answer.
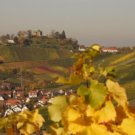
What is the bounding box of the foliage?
[0,109,44,135]
[47,45,135,135]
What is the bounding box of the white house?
[7,40,15,44]
[0,95,4,101]
[102,47,119,53]
[78,45,86,52]
[28,90,37,98]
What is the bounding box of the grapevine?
[48,45,135,135]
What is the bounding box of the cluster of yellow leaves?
[16,109,45,135]
[50,45,135,135]
[50,91,135,135]
[0,109,45,135]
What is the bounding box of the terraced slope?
[0,46,72,62]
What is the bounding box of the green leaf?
[77,85,89,96]
[48,96,67,122]
[89,79,107,109]
[48,105,63,122]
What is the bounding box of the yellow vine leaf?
[120,118,135,135]
[50,126,65,135]
[48,96,67,122]
[94,101,116,123]
[106,79,128,107]
[86,123,109,135]
[108,132,121,135]
[91,45,101,52]
[0,117,8,129]
[48,105,63,122]
[86,105,95,117]
[17,122,24,129]
[19,123,36,135]
[68,122,86,134]
[69,73,82,85]
[31,109,45,127]
[64,107,81,122]
[16,109,44,135]
[68,95,77,104]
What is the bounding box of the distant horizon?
[0,0,135,47]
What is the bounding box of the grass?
[111,51,135,65]
[0,46,72,62]
[122,80,135,106]
[94,53,125,67]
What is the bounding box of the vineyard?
[0,45,135,135]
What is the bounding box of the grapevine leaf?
[83,64,95,79]
[17,122,24,129]
[20,123,36,135]
[94,101,116,123]
[89,66,95,73]
[48,105,63,122]
[120,118,135,135]
[16,109,44,135]
[86,105,95,117]
[106,79,128,106]
[91,45,101,52]
[77,85,89,96]
[0,117,8,129]
[86,123,109,135]
[48,96,67,122]
[31,109,45,127]
[68,95,77,104]
[64,107,81,122]
[69,73,82,85]
[68,122,85,134]
[50,96,67,107]
[51,126,65,135]
[89,79,107,109]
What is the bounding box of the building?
[7,40,15,44]
[102,47,119,53]
[28,90,37,98]
[78,45,87,52]
[31,30,42,37]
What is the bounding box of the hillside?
[0,45,75,90]
[0,46,72,62]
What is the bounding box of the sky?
[0,0,135,46]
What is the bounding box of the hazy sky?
[0,0,135,46]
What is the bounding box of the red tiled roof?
[6,99,20,106]
[0,91,11,95]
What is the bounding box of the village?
[0,82,75,117]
